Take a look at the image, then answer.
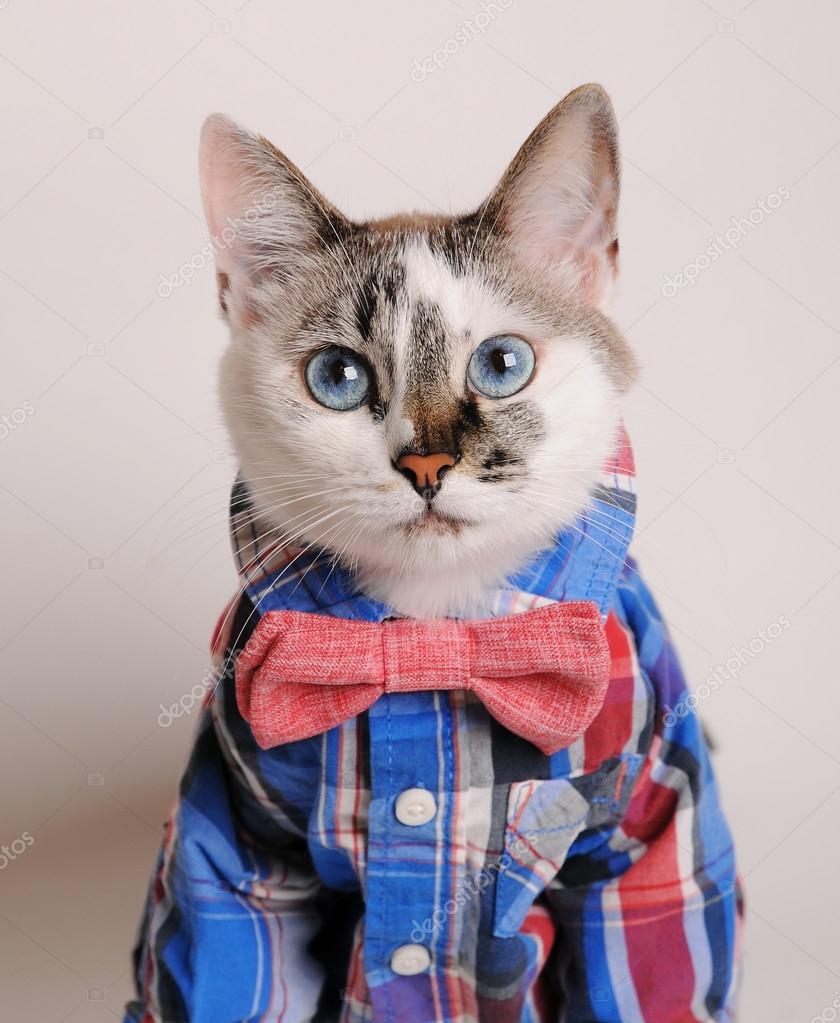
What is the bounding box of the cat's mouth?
[405,506,471,536]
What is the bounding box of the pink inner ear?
[199,133,250,278]
[519,157,614,259]
[572,165,616,251]
[564,171,619,305]
[575,250,610,306]
[500,100,619,305]
[199,115,292,323]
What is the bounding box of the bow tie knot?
[380,618,470,693]
[235,601,611,756]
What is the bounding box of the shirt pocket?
[492,754,643,938]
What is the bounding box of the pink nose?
[396,452,457,497]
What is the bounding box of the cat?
[201,83,636,619]
[124,84,741,1023]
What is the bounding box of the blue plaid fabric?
[125,433,742,1022]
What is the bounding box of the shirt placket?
[363,689,462,1022]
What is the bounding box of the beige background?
[1,1,838,1020]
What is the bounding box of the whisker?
[227,498,358,566]
[525,489,639,549]
[158,483,357,558]
[209,504,360,690]
[175,501,334,587]
[317,509,370,598]
[149,471,342,537]
[514,494,640,578]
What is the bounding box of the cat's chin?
[355,531,554,620]
[359,572,482,619]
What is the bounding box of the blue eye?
[467,335,535,399]
[305,346,372,411]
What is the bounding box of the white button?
[395,788,437,827]
[390,943,431,976]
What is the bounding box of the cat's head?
[200,84,636,617]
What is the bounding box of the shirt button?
[390,943,431,976]
[395,788,437,827]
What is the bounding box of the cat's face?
[201,85,636,617]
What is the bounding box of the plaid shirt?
[125,430,743,1023]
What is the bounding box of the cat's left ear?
[484,84,620,306]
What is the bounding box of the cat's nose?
[395,451,457,500]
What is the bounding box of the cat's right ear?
[199,114,345,322]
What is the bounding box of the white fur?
[220,239,620,618]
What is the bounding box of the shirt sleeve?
[124,708,329,1023]
[544,564,744,1021]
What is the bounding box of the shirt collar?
[229,425,636,623]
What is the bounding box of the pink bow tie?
[235,601,610,756]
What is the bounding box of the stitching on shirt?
[583,487,616,606]
[383,695,395,1023]
[442,690,458,1019]
[508,816,589,839]
[506,801,615,844]
[583,487,633,613]
[503,768,629,849]
[602,507,634,615]
[614,754,642,807]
